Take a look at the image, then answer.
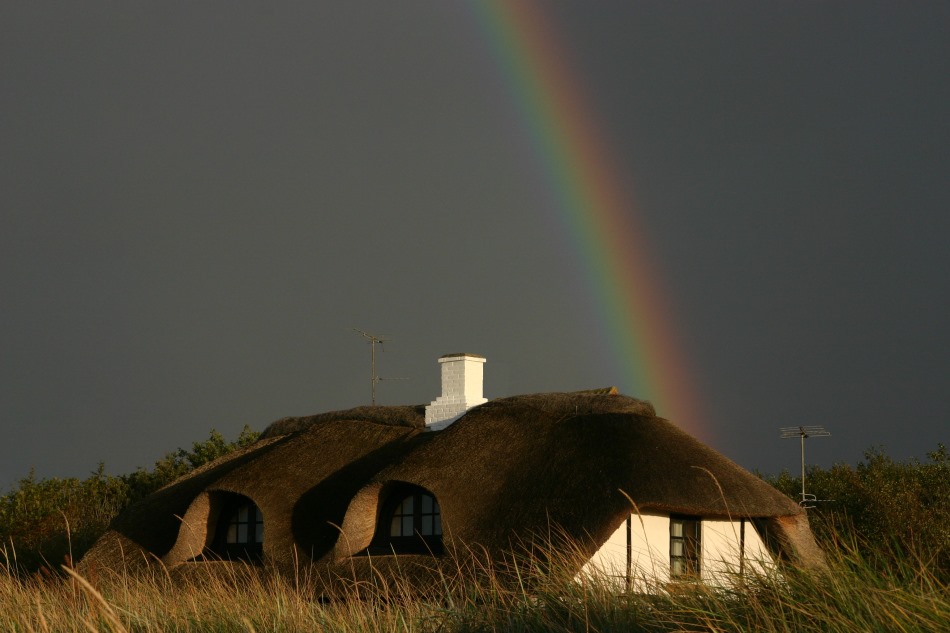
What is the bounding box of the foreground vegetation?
[1,532,947,632]
[1,436,947,631]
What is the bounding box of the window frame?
[210,495,264,562]
[669,515,701,580]
[370,485,444,555]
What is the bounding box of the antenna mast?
[351,329,407,405]
[780,425,831,509]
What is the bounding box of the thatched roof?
[81,390,815,584]
[261,404,425,437]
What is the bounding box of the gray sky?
[2,1,947,490]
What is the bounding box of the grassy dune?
[2,535,947,633]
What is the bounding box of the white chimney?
[424,353,487,431]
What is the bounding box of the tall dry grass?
[2,533,948,633]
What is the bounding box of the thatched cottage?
[81,354,824,592]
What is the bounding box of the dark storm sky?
[2,1,947,490]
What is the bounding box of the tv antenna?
[780,425,831,509]
[351,328,407,405]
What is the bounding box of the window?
[670,516,701,579]
[371,485,443,554]
[211,496,264,561]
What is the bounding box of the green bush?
[764,444,950,579]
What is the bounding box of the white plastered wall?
[581,512,671,591]
[701,518,773,585]
[580,512,774,592]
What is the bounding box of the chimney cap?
[438,353,485,360]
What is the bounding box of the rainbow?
[467,1,703,435]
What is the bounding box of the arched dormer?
[209,493,264,562]
[369,484,443,555]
